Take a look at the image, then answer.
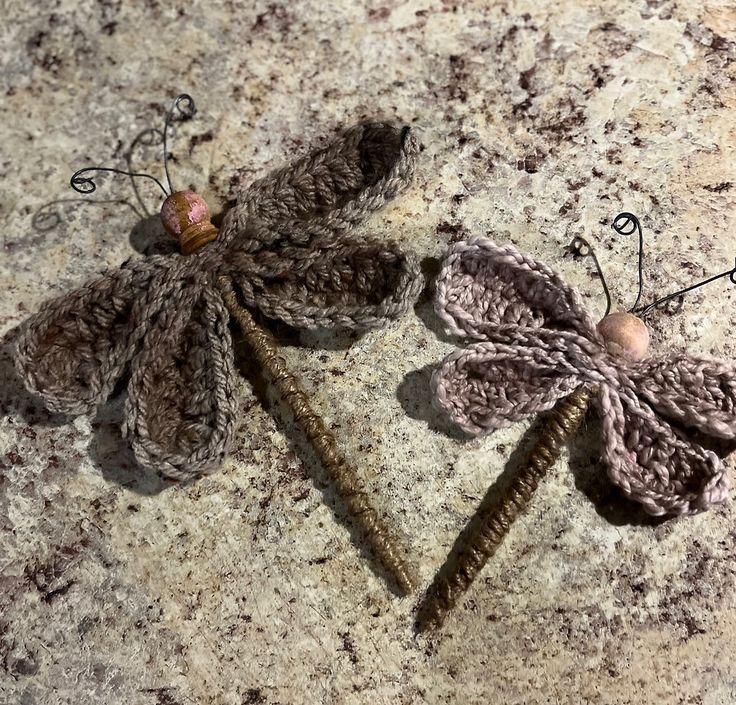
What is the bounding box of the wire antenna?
[636,259,736,317]
[69,93,196,199]
[612,212,645,312]
[568,235,613,318]
[611,211,736,316]
[70,166,168,196]
[162,94,196,194]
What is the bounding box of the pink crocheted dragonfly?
[420,219,736,628]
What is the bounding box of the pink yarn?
[432,237,736,516]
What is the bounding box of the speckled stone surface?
[2,1,736,703]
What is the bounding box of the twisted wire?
[221,279,415,594]
[417,386,591,631]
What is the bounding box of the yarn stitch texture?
[16,123,422,480]
[432,237,736,516]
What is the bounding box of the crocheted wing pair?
[16,123,422,480]
[431,238,736,516]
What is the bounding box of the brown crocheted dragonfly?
[16,95,421,594]
[419,217,736,628]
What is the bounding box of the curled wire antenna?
[568,235,613,317]
[68,93,196,198]
[611,211,736,317]
[70,166,168,196]
[636,258,736,317]
[612,212,645,312]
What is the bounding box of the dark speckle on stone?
[703,182,732,193]
[517,151,546,173]
[188,130,214,153]
[448,54,469,102]
[242,688,266,704]
[519,67,535,91]
[142,688,184,705]
[338,631,359,664]
[8,652,40,677]
[436,220,468,242]
[368,7,391,20]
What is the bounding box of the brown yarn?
[417,386,592,631]
[17,122,421,479]
[221,280,415,594]
[16,122,423,594]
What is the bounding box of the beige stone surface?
[2,1,736,703]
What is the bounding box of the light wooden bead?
[596,311,650,362]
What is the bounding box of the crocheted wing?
[434,238,598,340]
[217,121,422,329]
[432,238,602,433]
[15,255,175,415]
[123,275,238,479]
[631,354,736,440]
[223,219,422,329]
[431,325,605,435]
[597,354,736,515]
[218,121,418,249]
[599,380,730,516]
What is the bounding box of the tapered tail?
[221,280,415,595]
[417,386,592,631]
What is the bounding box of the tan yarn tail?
[220,281,415,595]
[417,386,592,631]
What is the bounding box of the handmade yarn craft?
[15,95,422,594]
[418,214,736,628]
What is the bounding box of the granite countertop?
[2,1,736,703]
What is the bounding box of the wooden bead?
[596,311,650,362]
[160,191,218,256]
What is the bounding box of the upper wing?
[599,382,730,516]
[630,354,736,440]
[15,256,173,415]
[124,278,238,479]
[431,327,598,435]
[435,238,598,342]
[218,122,417,250]
[224,226,422,330]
